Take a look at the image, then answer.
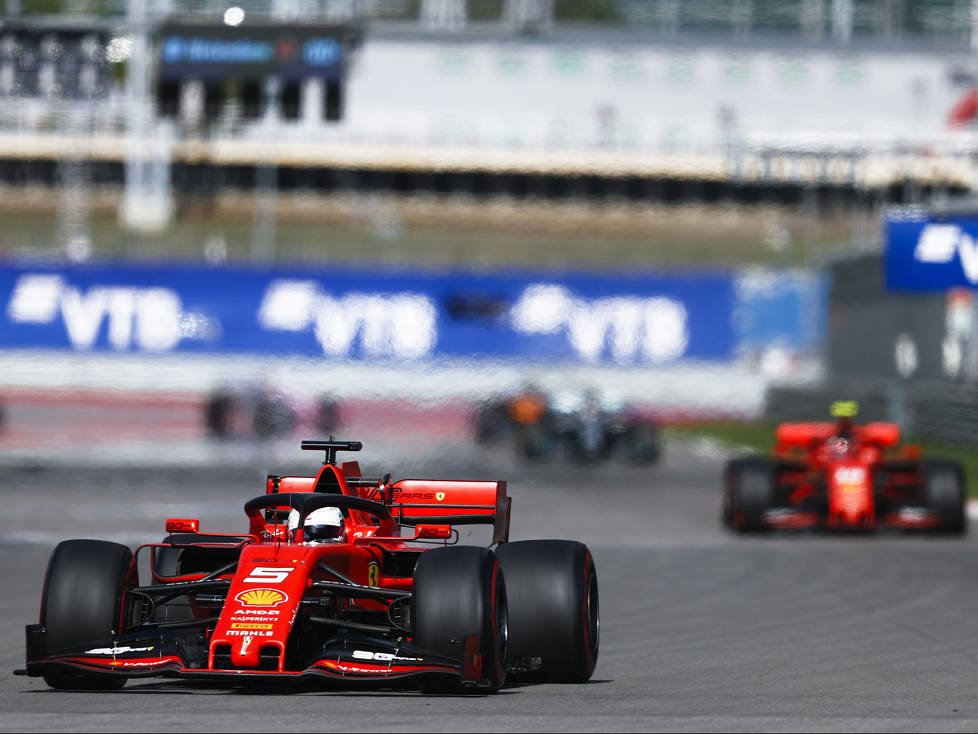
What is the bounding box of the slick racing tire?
[519,424,553,461]
[473,402,510,444]
[315,397,340,434]
[627,425,661,464]
[494,540,599,683]
[923,460,967,535]
[253,395,295,438]
[204,392,234,438]
[724,458,773,533]
[413,546,507,694]
[40,539,135,690]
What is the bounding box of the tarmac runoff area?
[3,440,978,732]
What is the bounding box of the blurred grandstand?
[0,0,974,265]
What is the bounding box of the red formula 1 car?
[17,440,599,693]
[722,410,967,534]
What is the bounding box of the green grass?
[0,196,857,270]
[666,419,978,499]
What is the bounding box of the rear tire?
[315,397,340,434]
[204,392,233,438]
[923,460,967,535]
[253,395,294,438]
[413,546,507,694]
[494,540,599,683]
[474,402,510,444]
[627,425,661,464]
[519,424,552,461]
[724,458,773,533]
[40,539,134,690]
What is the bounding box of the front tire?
[519,424,552,461]
[627,424,661,464]
[204,392,234,438]
[474,402,510,444]
[413,546,507,694]
[40,539,135,690]
[923,460,967,535]
[724,458,773,532]
[494,540,599,683]
[253,395,294,438]
[315,397,340,434]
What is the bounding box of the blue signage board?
[0,263,742,365]
[735,270,827,354]
[886,211,978,290]
[157,24,352,82]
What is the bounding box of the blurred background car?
[204,383,339,439]
[475,384,661,463]
[722,401,967,534]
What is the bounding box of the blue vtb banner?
[886,212,978,290]
[0,263,741,364]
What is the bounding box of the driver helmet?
[825,436,854,460]
[830,400,858,440]
[835,416,853,440]
[287,506,345,543]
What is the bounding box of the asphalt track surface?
[4,440,978,732]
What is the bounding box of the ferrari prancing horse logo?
[436,492,445,501]
[367,562,380,588]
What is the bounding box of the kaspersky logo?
[235,588,287,607]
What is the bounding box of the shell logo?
[235,588,287,607]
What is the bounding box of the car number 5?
[243,566,295,583]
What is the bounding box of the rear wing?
[386,479,511,544]
[264,466,512,544]
[776,421,901,449]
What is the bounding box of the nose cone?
[828,464,874,529]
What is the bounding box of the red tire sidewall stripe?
[488,557,505,684]
[581,550,596,673]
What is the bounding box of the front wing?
[18,626,490,689]
[759,506,947,531]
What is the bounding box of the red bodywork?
[23,450,512,686]
[725,420,956,532]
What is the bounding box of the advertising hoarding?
[0,263,740,365]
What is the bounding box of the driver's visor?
[305,524,344,541]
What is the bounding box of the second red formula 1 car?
[722,402,967,534]
[17,440,599,693]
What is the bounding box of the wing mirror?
[379,473,393,505]
[414,524,452,540]
[165,518,200,533]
